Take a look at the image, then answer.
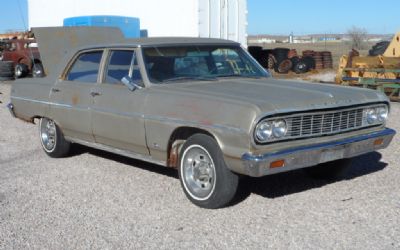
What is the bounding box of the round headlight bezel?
[272,119,288,138]
[365,108,378,124]
[255,120,273,142]
[255,119,288,143]
[376,106,388,123]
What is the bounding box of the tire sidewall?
[178,134,238,208]
[39,118,58,154]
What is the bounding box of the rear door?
[48,49,104,142]
[90,49,149,155]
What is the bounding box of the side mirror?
[121,76,142,91]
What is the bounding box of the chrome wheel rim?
[15,66,22,77]
[181,145,216,201]
[40,118,57,152]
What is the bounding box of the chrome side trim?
[65,137,167,167]
[10,96,74,109]
[241,128,396,177]
[92,106,145,119]
[10,96,244,133]
[7,103,16,118]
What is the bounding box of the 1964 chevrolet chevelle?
[8,27,396,208]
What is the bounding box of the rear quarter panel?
[10,78,53,122]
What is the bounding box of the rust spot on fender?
[72,94,79,105]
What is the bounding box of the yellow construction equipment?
[336,32,400,101]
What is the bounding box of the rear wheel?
[39,117,70,158]
[178,134,239,209]
[32,62,44,77]
[303,159,352,180]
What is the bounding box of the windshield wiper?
[162,76,217,83]
[216,74,263,79]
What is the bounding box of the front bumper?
[241,128,396,177]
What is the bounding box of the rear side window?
[66,51,103,83]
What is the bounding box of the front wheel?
[178,134,239,209]
[15,63,28,78]
[39,117,70,158]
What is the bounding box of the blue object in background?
[63,15,140,38]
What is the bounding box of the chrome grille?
[255,104,388,144]
[286,108,364,138]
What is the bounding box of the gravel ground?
[0,81,399,249]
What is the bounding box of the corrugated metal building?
[28,0,248,46]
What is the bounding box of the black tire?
[267,54,276,69]
[293,59,309,74]
[15,63,29,78]
[39,117,70,158]
[32,62,44,77]
[274,59,292,74]
[290,56,300,69]
[369,41,390,56]
[0,61,13,72]
[248,46,263,55]
[0,61,14,80]
[0,76,14,81]
[258,50,272,68]
[178,134,239,209]
[303,159,352,180]
[302,56,315,70]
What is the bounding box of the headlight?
[255,119,288,142]
[376,106,388,122]
[255,121,273,142]
[272,119,287,138]
[364,106,388,125]
[365,108,377,124]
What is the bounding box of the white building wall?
[28,0,199,37]
[28,0,247,45]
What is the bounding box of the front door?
[90,49,149,155]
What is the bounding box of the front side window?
[104,50,143,85]
[66,51,103,83]
[143,45,269,83]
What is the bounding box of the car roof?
[78,37,239,50]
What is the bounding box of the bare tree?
[347,26,368,50]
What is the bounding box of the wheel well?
[167,127,215,168]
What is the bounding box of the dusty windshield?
[142,45,269,83]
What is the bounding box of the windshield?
[142,45,269,83]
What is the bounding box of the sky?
[0,0,399,35]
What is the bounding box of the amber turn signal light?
[374,138,384,146]
[270,159,285,168]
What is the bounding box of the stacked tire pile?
[248,46,334,74]
[303,50,333,70]
[0,61,14,81]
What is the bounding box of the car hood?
[168,77,388,114]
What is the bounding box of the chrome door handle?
[90,91,101,97]
[51,88,60,93]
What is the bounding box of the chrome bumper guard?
[7,103,16,118]
[242,128,396,177]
